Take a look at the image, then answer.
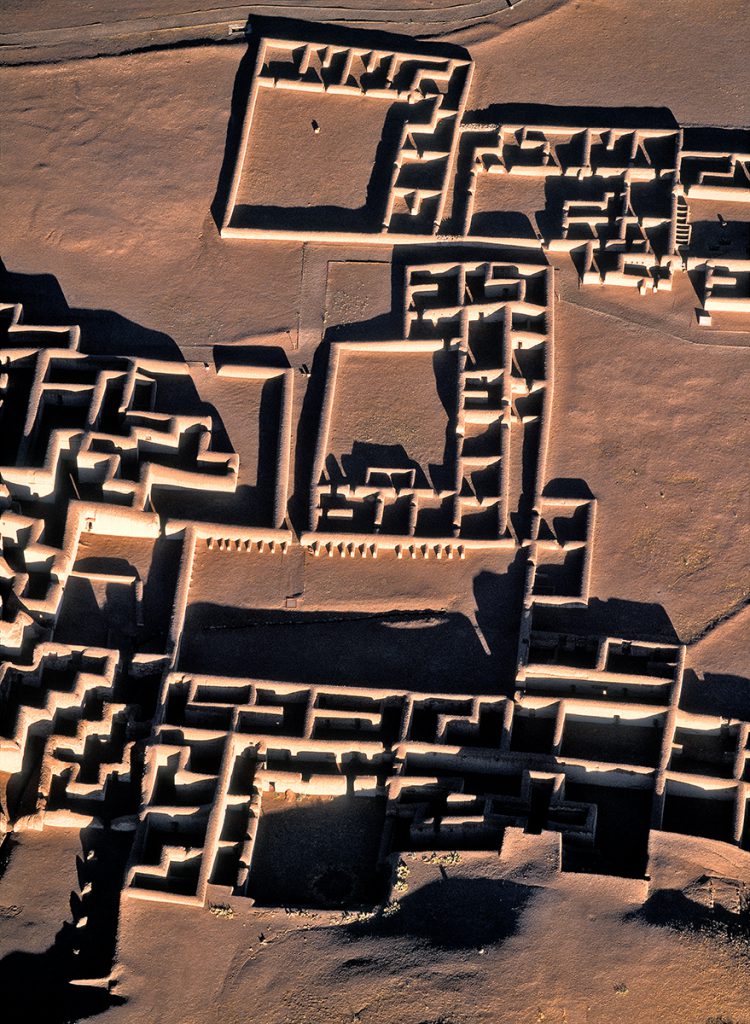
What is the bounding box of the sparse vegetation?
[4,14,750,1024]
[208,903,235,919]
[676,544,711,581]
[394,858,410,893]
[423,851,462,866]
[284,907,318,919]
[340,908,376,924]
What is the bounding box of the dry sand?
[1,1,749,1022]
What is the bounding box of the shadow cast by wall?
[213,344,290,370]
[531,596,681,646]
[465,102,679,132]
[0,827,131,1023]
[179,604,504,694]
[0,949,124,1024]
[342,875,538,949]
[543,477,595,501]
[0,259,179,361]
[680,670,750,720]
[180,556,526,694]
[289,337,330,533]
[0,261,290,530]
[626,883,750,945]
[340,441,428,490]
[248,793,388,908]
[210,16,471,235]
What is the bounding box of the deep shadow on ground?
[0,829,130,1023]
[340,876,537,949]
[627,885,750,958]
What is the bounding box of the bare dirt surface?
[1,1,749,1022]
[107,853,750,1024]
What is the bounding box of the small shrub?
[284,907,317,919]
[208,903,235,919]
[394,859,410,893]
[423,850,462,866]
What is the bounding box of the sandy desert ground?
[0,1,749,1022]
